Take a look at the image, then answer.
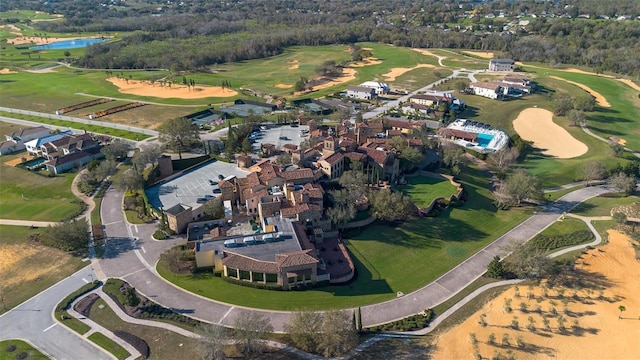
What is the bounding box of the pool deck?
[446,119,509,152]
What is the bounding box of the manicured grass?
[397,175,459,208]
[0,110,150,141]
[87,332,131,360]
[159,166,531,309]
[88,298,202,360]
[0,225,86,314]
[0,154,84,221]
[570,194,639,217]
[0,339,49,360]
[591,220,616,242]
[536,217,589,237]
[431,276,501,319]
[391,67,452,93]
[545,185,584,202]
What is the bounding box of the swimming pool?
[476,133,494,148]
[31,38,108,50]
[22,157,46,170]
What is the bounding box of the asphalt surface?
[0,266,111,360]
[98,180,613,332]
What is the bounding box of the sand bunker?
[550,76,611,107]
[383,64,436,82]
[0,68,16,74]
[513,108,588,159]
[287,60,299,70]
[433,230,640,360]
[274,83,292,89]
[462,50,495,59]
[106,77,237,98]
[351,57,383,67]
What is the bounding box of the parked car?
[196,198,208,204]
[209,180,218,185]
[279,136,288,140]
[204,195,214,199]
[218,174,225,180]
[212,188,222,194]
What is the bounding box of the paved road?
[0,266,112,360]
[98,179,613,331]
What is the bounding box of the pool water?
[31,38,108,50]
[476,133,494,147]
[22,157,46,169]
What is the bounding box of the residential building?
[24,131,73,156]
[40,133,103,174]
[346,86,377,100]
[0,126,50,155]
[317,152,345,179]
[359,81,391,95]
[470,82,505,99]
[488,58,515,71]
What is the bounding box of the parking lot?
[145,160,250,210]
[252,124,310,152]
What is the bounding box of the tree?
[567,109,586,127]
[618,305,626,319]
[232,312,273,357]
[41,219,89,252]
[503,242,551,279]
[203,197,225,219]
[608,172,636,195]
[440,142,466,173]
[576,161,608,186]
[613,212,628,224]
[573,93,596,112]
[276,152,292,165]
[196,323,227,360]
[115,168,144,192]
[499,169,543,207]
[317,310,358,358]
[123,287,140,307]
[241,138,253,154]
[327,189,357,229]
[487,146,519,177]
[285,311,323,353]
[101,140,132,161]
[133,143,164,169]
[369,189,414,222]
[397,146,424,172]
[93,160,116,181]
[486,255,506,278]
[552,93,574,116]
[158,117,200,159]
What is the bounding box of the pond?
[30,38,108,50]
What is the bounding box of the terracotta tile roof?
[410,94,444,102]
[219,179,235,189]
[222,254,279,273]
[320,152,344,165]
[344,151,367,162]
[283,143,298,151]
[276,249,318,268]
[302,183,324,199]
[358,121,384,131]
[358,146,388,165]
[262,143,276,149]
[402,102,431,111]
[386,119,418,130]
[281,168,313,181]
[437,128,478,141]
[408,137,424,146]
[246,172,261,187]
[387,129,403,137]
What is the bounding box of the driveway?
[98,179,613,331]
[0,266,111,360]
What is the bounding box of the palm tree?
[618,305,626,319]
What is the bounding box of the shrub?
[6,344,16,353]
[153,230,167,240]
[114,331,150,359]
[15,352,28,360]
[57,281,101,311]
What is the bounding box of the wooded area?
[3,0,640,74]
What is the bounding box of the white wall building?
[347,86,376,100]
[488,58,515,71]
[359,81,390,95]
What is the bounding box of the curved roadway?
[98,184,612,332]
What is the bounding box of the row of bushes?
[529,230,594,251]
[114,331,150,359]
[366,309,434,332]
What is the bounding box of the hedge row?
[114,331,150,359]
[529,230,594,251]
[366,309,434,332]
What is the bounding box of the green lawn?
[0,225,86,315]
[536,217,589,237]
[0,154,84,221]
[87,332,130,360]
[158,166,531,310]
[570,194,639,217]
[391,67,452,93]
[0,340,48,360]
[397,175,459,208]
[88,298,202,360]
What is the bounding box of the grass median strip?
[87,332,131,360]
[0,110,150,141]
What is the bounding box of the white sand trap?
[274,83,292,89]
[383,64,436,82]
[513,108,588,158]
[433,230,640,360]
[0,68,16,74]
[106,77,237,98]
[550,76,610,107]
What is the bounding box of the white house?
[24,131,74,156]
[488,58,515,71]
[359,81,390,95]
[0,126,50,155]
[346,86,376,100]
[470,82,505,100]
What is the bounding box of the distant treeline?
[4,0,640,75]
